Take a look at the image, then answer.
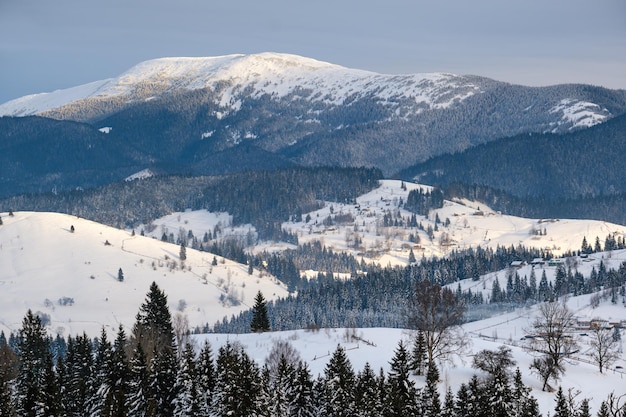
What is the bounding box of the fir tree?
[15,310,52,417]
[174,343,200,417]
[250,291,271,333]
[291,361,316,417]
[355,363,382,417]
[410,329,427,376]
[118,268,124,282]
[127,343,149,417]
[147,345,178,417]
[441,387,456,417]
[88,328,113,417]
[553,386,570,417]
[196,340,216,416]
[322,345,356,417]
[422,362,441,417]
[385,340,419,416]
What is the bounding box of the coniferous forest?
[2,271,625,416]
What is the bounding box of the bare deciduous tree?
[588,322,620,373]
[407,279,469,365]
[525,301,579,391]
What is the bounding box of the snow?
[125,168,154,181]
[0,211,287,338]
[0,53,479,119]
[196,292,626,416]
[280,180,626,265]
[98,126,112,133]
[1,185,626,415]
[549,98,609,129]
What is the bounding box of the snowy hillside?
[0,211,288,337]
[155,180,626,270]
[199,293,626,416]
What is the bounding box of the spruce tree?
[355,363,382,417]
[15,310,52,417]
[64,333,94,417]
[385,340,419,416]
[455,383,470,417]
[196,340,216,416]
[322,345,356,417]
[410,330,427,376]
[291,361,316,417]
[174,343,200,417]
[422,362,441,417]
[214,341,261,417]
[553,386,570,417]
[88,328,112,417]
[250,291,271,333]
[127,343,149,417]
[114,326,130,415]
[441,387,456,417]
[147,345,178,417]
[0,333,17,417]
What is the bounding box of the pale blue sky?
[1,0,625,103]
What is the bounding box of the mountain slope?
[0,211,288,337]
[1,53,625,185]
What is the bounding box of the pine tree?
[118,268,124,282]
[147,345,178,417]
[385,340,419,416]
[322,345,356,417]
[196,340,216,416]
[174,343,200,417]
[88,328,113,417]
[15,310,52,417]
[127,343,149,417]
[410,329,427,376]
[355,363,382,417]
[63,333,94,417]
[291,361,316,417]
[441,387,456,417]
[553,386,570,417]
[422,362,441,417]
[250,291,271,333]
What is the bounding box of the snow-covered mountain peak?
[0,52,476,120]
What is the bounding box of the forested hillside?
[0,167,382,239]
[397,114,626,225]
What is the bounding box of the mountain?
[1,53,625,198]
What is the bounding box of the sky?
[1,0,625,104]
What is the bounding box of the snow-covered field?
[0,211,287,337]
[198,294,626,416]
